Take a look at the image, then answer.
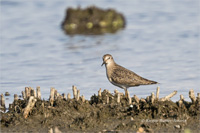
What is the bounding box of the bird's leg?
[124,88,128,98]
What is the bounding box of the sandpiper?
[101,54,158,97]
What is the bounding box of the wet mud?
[1,88,200,132]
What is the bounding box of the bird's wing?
[110,66,143,86]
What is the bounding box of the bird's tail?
[142,78,158,85]
[149,80,158,84]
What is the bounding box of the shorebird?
[101,54,158,97]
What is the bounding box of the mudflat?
[1,87,200,132]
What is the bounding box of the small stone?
[48,128,53,133]
[140,98,146,103]
[54,126,62,133]
[5,92,10,96]
[174,125,181,129]
[133,125,137,129]
[131,117,134,121]
[137,127,144,133]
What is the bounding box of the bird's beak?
[101,61,105,66]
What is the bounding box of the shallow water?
[1,0,199,107]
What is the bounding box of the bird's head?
[101,54,114,66]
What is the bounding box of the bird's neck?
[105,61,115,69]
[105,62,117,80]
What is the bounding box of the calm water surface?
[0,0,199,107]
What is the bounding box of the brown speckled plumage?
[102,54,157,92]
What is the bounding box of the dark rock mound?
[61,6,126,35]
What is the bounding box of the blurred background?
[0,0,199,106]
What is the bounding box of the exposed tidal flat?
[1,86,200,132]
[1,0,199,104]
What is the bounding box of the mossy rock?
[61,6,126,35]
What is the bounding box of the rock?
[137,127,144,133]
[61,6,126,35]
[5,92,10,96]
[174,125,181,129]
[48,128,53,133]
[131,117,134,121]
[54,126,62,133]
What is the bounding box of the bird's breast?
[105,67,113,81]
